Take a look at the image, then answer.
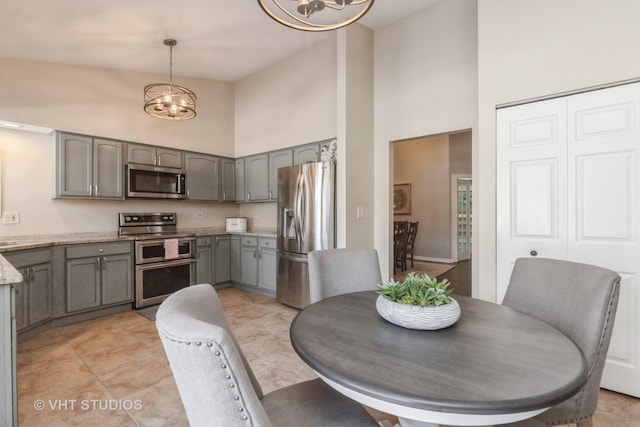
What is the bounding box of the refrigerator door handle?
[294,173,304,252]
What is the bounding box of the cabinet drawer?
[259,238,276,249]
[4,248,51,268]
[197,237,212,247]
[241,237,258,247]
[66,241,132,259]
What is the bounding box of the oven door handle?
[135,258,195,270]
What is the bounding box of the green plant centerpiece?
[376,272,461,330]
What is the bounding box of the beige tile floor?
[17,287,640,426]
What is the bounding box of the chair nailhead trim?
[242,416,248,420]
[215,351,221,356]
[234,396,240,400]
[221,364,227,369]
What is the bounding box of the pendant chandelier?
[144,39,197,120]
[257,0,374,32]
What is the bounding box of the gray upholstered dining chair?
[500,257,621,427]
[156,284,378,427]
[308,248,382,304]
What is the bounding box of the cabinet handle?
[253,248,257,258]
[269,190,272,199]
[96,258,101,271]
[94,184,98,196]
[258,249,262,259]
[30,266,35,282]
[102,257,107,270]
[223,192,226,201]
[88,185,93,197]
[247,192,251,201]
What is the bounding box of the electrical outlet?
[2,211,20,224]
[356,206,365,219]
[195,212,204,218]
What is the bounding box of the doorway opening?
[391,130,472,297]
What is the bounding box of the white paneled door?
[497,82,640,398]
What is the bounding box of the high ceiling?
[0,0,440,82]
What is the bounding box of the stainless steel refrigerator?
[277,161,336,308]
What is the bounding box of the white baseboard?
[414,255,454,264]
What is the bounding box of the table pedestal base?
[398,417,439,427]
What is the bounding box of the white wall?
[477,0,640,301]
[0,57,238,237]
[234,37,337,157]
[373,0,478,282]
[394,135,451,260]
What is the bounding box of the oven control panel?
[120,213,176,227]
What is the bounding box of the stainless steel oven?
[134,237,195,308]
[119,213,195,308]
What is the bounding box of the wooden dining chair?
[393,221,409,273]
[501,258,621,427]
[405,222,419,268]
[156,284,378,427]
[308,248,382,304]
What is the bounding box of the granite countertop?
[0,254,23,285]
[0,228,277,252]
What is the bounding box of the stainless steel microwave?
[126,163,186,199]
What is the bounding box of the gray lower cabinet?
[65,242,133,313]
[239,236,276,293]
[3,249,53,333]
[0,283,17,427]
[245,154,269,201]
[196,237,213,284]
[214,235,231,284]
[230,236,241,282]
[185,153,219,201]
[257,238,277,292]
[56,132,124,199]
[240,237,259,286]
[268,149,293,201]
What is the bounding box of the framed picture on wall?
[394,183,411,215]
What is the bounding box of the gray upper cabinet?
[128,143,183,169]
[268,149,293,201]
[293,142,320,164]
[185,153,219,201]
[235,158,246,202]
[220,158,235,202]
[245,153,269,201]
[56,132,124,199]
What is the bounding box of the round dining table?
[289,291,588,427]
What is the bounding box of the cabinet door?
[66,258,101,312]
[57,133,92,197]
[215,236,231,284]
[101,255,133,306]
[196,245,213,284]
[235,158,246,202]
[258,248,277,292]
[185,153,220,201]
[293,143,320,164]
[268,149,293,200]
[93,138,124,199]
[13,275,28,332]
[240,245,258,286]
[230,236,241,282]
[220,159,235,202]
[127,143,156,165]
[28,264,52,326]
[245,154,269,201]
[157,147,183,169]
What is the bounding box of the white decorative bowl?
[376,295,461,330]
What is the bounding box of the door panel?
[497,81,640,397]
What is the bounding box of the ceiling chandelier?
[257,0,374,32]
[144,39,196,120]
